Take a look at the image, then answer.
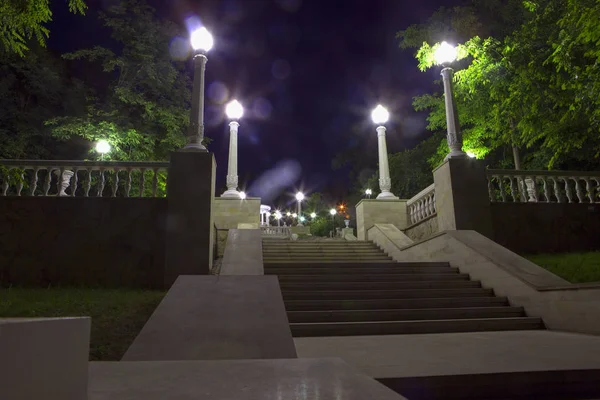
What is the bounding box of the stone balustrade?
[406,183,436,225]
[0,160,169,198]
[261,226,290,238]
[486,169,600,203]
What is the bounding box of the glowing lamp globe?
[295,192,305,201]
[371,105,389,125]
[190,27,214,52]
[286,212,291,216]
[310,212,317,218]
[225,99,244,120]
[299,216,306,222]
[239,191,247,200]
[365,189,372,195]
[329,209,336,216]
[434,41,457,65]
[292,213,298,218]
[95,140,111,154]
[275,211,282,220]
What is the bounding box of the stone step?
[262,249,385,254]
[265,266,459,275]
[284,296,510,311]
[265,261,450,268]
[290,317,544,337]
[279,280,481,291]
[287,306,526,323]
[276,273,470,282]
[281,288,495,301]
[264,256,393,262]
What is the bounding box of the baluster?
[97,169,106,197]
[43,168,52,196]
[139,168,146,197]
[550,178,562,203]
[1,169,9,196]
[525,176,538,202]
[562,177,573,203]
[415,200,422,222]
[152,168,158,197]
[509,176,518,202]
[432,193,437,214]
[16,171,24,196]
[487,177,495,202]
[420,199,426,220]
[497,176,506,202]
[112,169,120,197]
[408,205,414,224]
[584,178,595,203]
[56,167,65,195]
[423,198,429,219]
[542,177,551,202]
[71,169,78,196]
[85,169,92,197]
[518,176,527,202]
[126,169,132,197]
[573,178,585,203]
[428,194,435,215]
[30,168,39,196]
[594,179,600,202]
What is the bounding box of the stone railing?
[261,226,291,237]
[486,169,600,203]
[406,183,436,224]
[0,160,169,198]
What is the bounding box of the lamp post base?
[445,149,468,160]
[182,143,208,152]
[221,189,241,198]
[376,191,399,200]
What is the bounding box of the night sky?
[49,0,462,207]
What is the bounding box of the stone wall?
[491,203,600,254]
[403,215,439,242]
[356,199,408,240]
[0,197,166,288]
[213,197,260,230]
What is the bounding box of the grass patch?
[525,252,600,283]
[0,288,165,361]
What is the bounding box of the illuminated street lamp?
[275,210,282,227]
[434,41,467,159]
[371,105,398,199]
[222,99,244,198]
[184,27,214,151]
[292,213,297,218]
[295,191,305,226]
[238,191,246,200]
[95,140,111,160]
[299,216,306,223]
[329,208,337,238]
[365,188,372,199]
[310,212,317,219]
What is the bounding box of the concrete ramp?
[122,275,296,361]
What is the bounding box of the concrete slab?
[221,229,263,275]
[294,330,600,378]
[122,275,296,361]
[89,358,407,400]
[0,317,90,400]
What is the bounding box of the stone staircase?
[262,239,544,337]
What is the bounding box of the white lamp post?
[365,188,372,199]
[222,99,244,197]
[371,105,398,199]
[184,27,213,151]
[434,41,467,159]
[95,140,111,160]
[275,210,282,227]
[295,192,305,226]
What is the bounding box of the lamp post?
[295,192,305,226]
[95,140,111,161]
[275,210,282,227]
[184,27,213,151]
[222,99,244,197]
[434,41,467,159]
[329,208,336,238]
[365,188,372,199]
[371,105,398,199]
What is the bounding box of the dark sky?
[49,0,462,207]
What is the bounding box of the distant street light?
[239,191,246,200]
[329,208,337,238]
[95,140,111,160]
[275,210,282,227]
[184,27,214,151]
[371,105,398,200]
[286,211,291,217]
[222,99,244,198]
[295,191,305,226]
[434,41,467,160]
[292,213,298,218]
[310,212,317,219]
[299,216,306,223]
[365,188,373,199]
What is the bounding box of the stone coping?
[403,213,437,231]
[355,198,408,208]
[214,196,260,201]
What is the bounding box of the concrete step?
[264,257,394,262]
[279,280,481,291]
[265,266,460,275]
[263,249,386,254]
[276,273,471,283]
[265,261,450,268]
[290,317,544,337]
[287,306,526,323]
[281,288,495,301]
[284,296,510,311]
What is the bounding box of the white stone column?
[222,121,240,197]
[376,126,398,199]
[441,67,467,159]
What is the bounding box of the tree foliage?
[0,0,87,56]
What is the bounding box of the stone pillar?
[165,151,215,288]
[222,121,240,197]
[440,67,467,159]
[355,199,407,240]
[375,126,398,199]
[433,158,494,238]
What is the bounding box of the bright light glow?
[299,216,306,222]
[239,191,246,200]
[339,205,345,210]
[466,151,476,158]
[286,212,291,216]
[292,213,298,218]
[95,140,111,154]
[295,192,305,201]
[365,189,372,195]
[190,27,213,52]
[371,104,389,125]
[434,41,457,65]
[275,211,282,219]
[225,99,244,119]
[310,212,317,218]
[329,209,336,216]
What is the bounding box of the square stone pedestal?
[356,199,408,240]
[213,197,260,229]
